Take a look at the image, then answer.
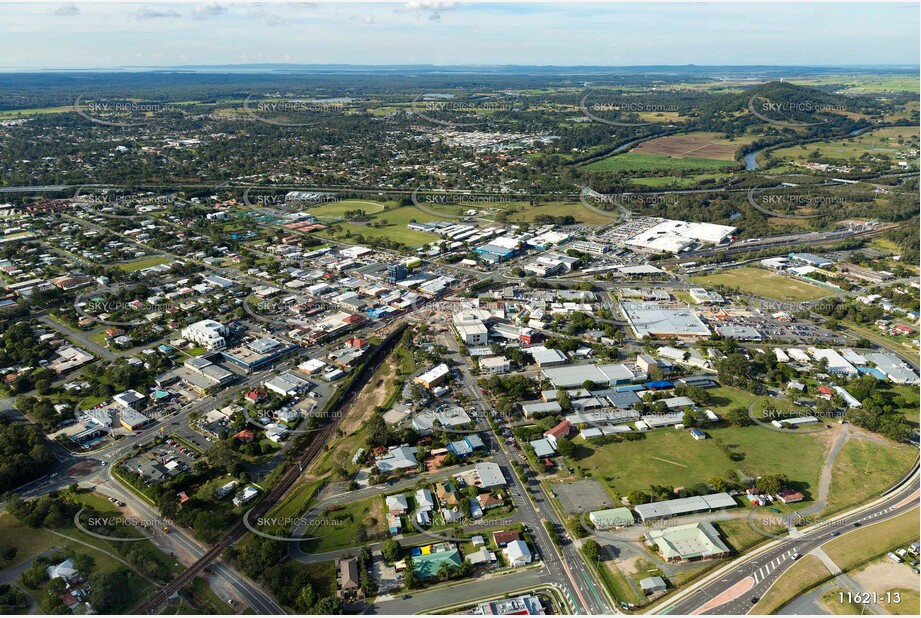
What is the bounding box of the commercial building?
[521,401,563,418]
[865,353,920,384]
[474,594,545,616]
[634,493,736,522]
[456,321,489,345]
[645,522,731,562]
[475,462,506,488]
[542,363,642,389]
[528,346,568,367]
[789,253,834,268]
[715,325,762,341]
[809,348,858,375]
[640,577,668,595]
[625,219,736,254]
[621,302,711,339]
[376,445,419,474]
[415,363,450,389]
[504,540,532,567]
[264,372,311,397]
[181,319,229,350]
[119,408,150,430]
[480,356,512,374]
[689,288,724,304]
[221,337,296,371]
[589,507,635,529]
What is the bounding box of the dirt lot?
[851,559,918,596]
[631,132,750,161]
[339,357,399,436]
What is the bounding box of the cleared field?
[305,199,386,220]
[818,585,863,614]
[851,555,921,615]
[883,587,920,615]
[300,495,388,553]
[771,126,919,165]
[631,132,755,161]
[574,422,824,499]
[508,201,617,226]
[690,266,830,302]
[575,430,735,497]
[0,105,74,118]
[116,255,171,272]
[317,205,449,247]
[706,425,826,494]
[753,554,832,614]
[629,173,732,188]
[583,152,734,173]
[823,437,918,515]
[824,507,920,571]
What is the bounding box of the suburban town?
[0,2,919,618]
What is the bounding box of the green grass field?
[115,255,171,272]
[508,201,617,226]
[574,413,828,499]
[299,496,388,553]
[316,204,450,247]
[583,153,736,173]
[824,507,919,571]
[770,127,919,166]
[708,424,826,493]
[690,267,831,302]
[304,199,386,221]
[629,174,732,188]
[823,437,918,515]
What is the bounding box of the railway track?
[133,322,408,614]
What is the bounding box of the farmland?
[630,132,756,161]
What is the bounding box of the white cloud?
[53,3,80,17]
[399,2,458,21]
[191,3,227,21]
[136,7,182,21]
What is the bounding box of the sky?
[0,1,918,69]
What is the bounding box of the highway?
[653,471,920,615]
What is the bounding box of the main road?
[431,319,616,615]
[652,469,919,615]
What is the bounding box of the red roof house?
[544,420,572,442]
[234,429,255,443]
[245,389,267,403]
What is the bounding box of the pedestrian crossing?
[751,549,795,585]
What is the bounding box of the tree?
[708,477,728,492]
[582,539,601,562]
[627,490,649,505]
[72,554,96,574]
[381,539,402,562]
[311,596,344,614]
[555,437,575,457]
[758,473,788,495]
[87,570,131,613]
[724,407,752,427]
[402,556,419,589]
